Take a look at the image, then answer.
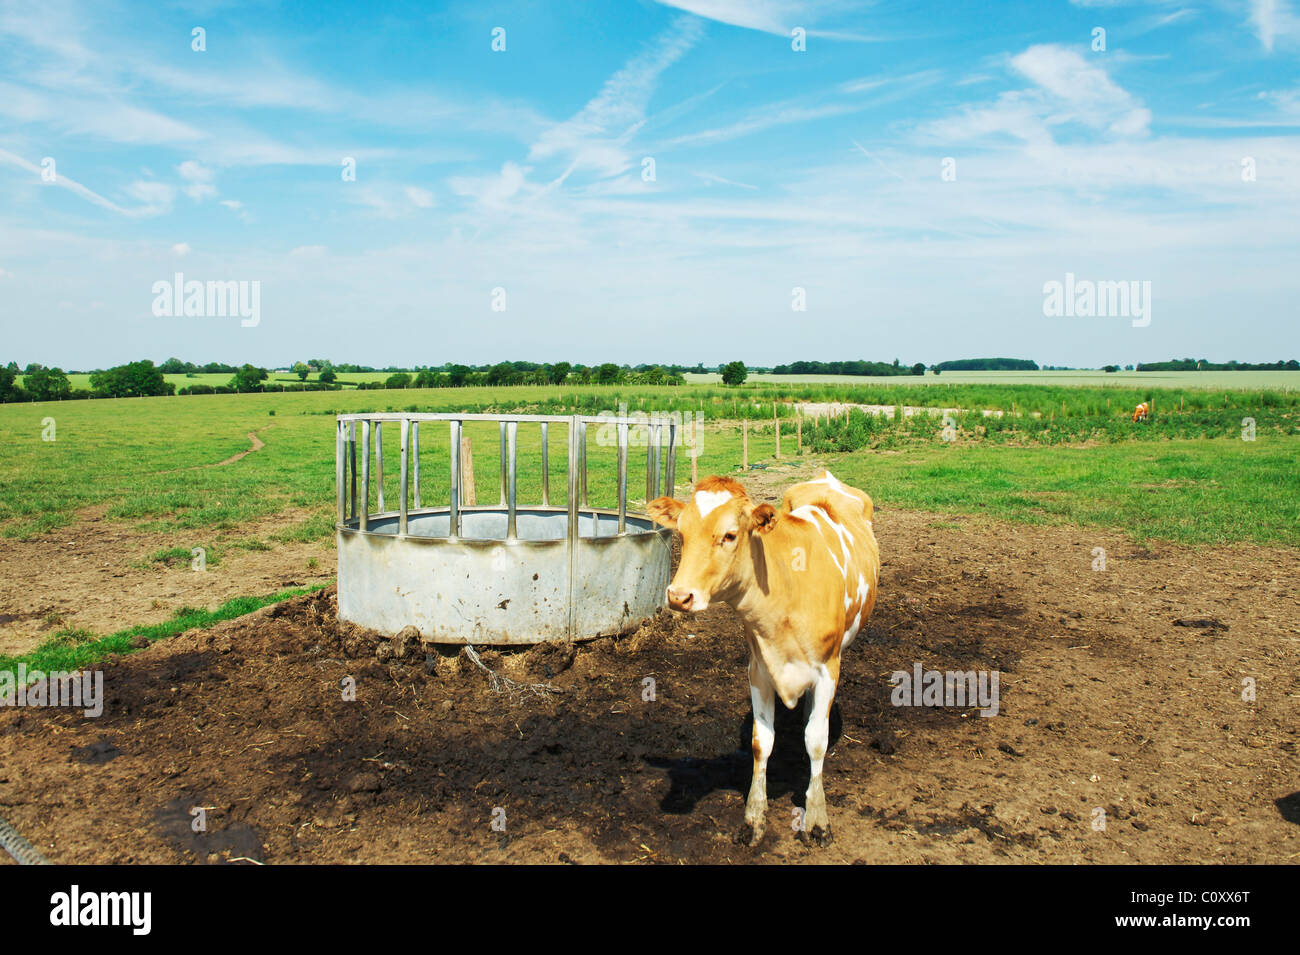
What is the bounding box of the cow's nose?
[666,587,694,611]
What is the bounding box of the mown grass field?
[2,381,1298,548]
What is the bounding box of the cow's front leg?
[800,660,839,846]
[741,660,775,847]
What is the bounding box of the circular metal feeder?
[335,413,677,644]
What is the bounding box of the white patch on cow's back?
[791,505,846,579]
[811,470,844,491]
[796,504,855,572]
[693,489,731,519]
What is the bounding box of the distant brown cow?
[1133,401,1150,422]
[648,470,880,846]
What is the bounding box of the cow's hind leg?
[799,660,839,846]
[741,660,775,847]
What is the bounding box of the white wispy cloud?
[693,170,759,189]
[1248,0,1300,51]
[653,0,794,35]
[177,160,217,201]
[924,45,1150,146]
[1252,0,1279,51]
[0,147,136,215]
[405,186,435,208]
[529,16,704,179]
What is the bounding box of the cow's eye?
[721,531,737,544]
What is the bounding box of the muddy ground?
[1,496,1297,864]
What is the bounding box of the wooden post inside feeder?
[460,434,476,506]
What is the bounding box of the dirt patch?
[205,429,268,468]
[1,505,1296,864]
[0,506,334,656]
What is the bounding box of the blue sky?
[1,0,1298,369]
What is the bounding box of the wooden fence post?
[742,419,748,470]
[460,435,476,506]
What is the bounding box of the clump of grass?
[135,545,219,570]
[44,628,96,649]
[271,513,335,544]
[230,537,271,552]
[2,512,75,541]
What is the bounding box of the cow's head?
[647,476,777,612]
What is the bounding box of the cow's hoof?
[735,822,766,848]
[798,824,833,847]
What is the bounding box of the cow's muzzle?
[666,586,707,612]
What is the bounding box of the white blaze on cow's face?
[647,478,774,613]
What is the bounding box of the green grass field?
[1,379,1296,684]
[2,381,1298,548]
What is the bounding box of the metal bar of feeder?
[399,419,410,536]
[541,422,549,507]
[349,421,357,521]
[449,419,461,539]
[645,421,656,502]
[618,422,628,534]
[499,421,507,507]
[375,422,385,513]
[566,416,579,639]
[336,420,345,523]
[578,420,588,507]
[412,421,421,510]
[506,421,518,539]
[653,421,662,499]
[360,419,370,532]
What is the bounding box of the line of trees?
[10,352,1294,405]
[934,358,1040,371]
[0,358,690,402]
[771,359,926,377]
[1137,358,1300,372]
[357,362,687,390]
[1,363,76,402]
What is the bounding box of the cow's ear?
[647,497,684,529]
[748,503,778,535]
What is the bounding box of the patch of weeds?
[230,537,272,552]
[139,545,219,570]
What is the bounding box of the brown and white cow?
[1132,401,1150,422]
[648,469,879,846]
